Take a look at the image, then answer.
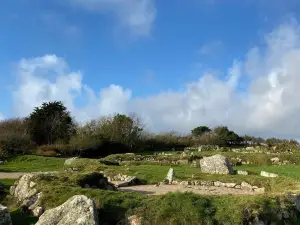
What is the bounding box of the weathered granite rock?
[241,181,253,191]
[165,168,174,184]
[200,155,233,175]
[260,171,278,178]
[0,205,12,225]
[11,174,38,202]
[64,157,79,166]
[10,174,47,216]
[33,207,44,217]
[35,195,98,225]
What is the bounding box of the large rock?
[200,155,233,175]
[35,195,98,225]
[0,205,12,225]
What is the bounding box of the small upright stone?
[0,204,12,225]
[165,168,175,184]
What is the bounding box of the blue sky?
[1,0,300,138]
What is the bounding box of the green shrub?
[0,118,33,156]
[0,135,32,155]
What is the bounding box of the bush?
[0,118,32,156]
[0,135,32,155]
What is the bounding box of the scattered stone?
[165,168,174,184]
[201,181,214,186]
[0,204,12,225]
[128,215,142,225]
[237,170,248,175]
[260,171,278,178]
[35,195,98,225]
[200,155,233,175]
[235,185,241,189]
[180,181,189,187]
[271,157,280,164]
[214,181,222,187]
[254,188,265,194]
[241,181,253,191]
[172,180,178,185]
[225,183,236,188]
[194,180,201,186]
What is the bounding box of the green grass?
[105,164,201,184]
[0,178,16,187]
[235,164,300,180]
[34,173,300,225]
[0,155,65,172]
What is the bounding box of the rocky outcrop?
[260,171,278,178]
[200,155,233,175]
[35,195,98,225]
[10,174,47,217]
[0,205,12,225]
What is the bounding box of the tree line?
[0,101,298,158]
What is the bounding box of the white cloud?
[71,0,156,37]
[199,41,224,56]
[10,18,300,139]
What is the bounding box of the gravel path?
[0,172,26,179]
[118,184,258,196]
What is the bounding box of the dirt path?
[0,171,59,180]
[0,172,26,179]
[118,184,258,196]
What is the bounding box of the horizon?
[1,1,300,140]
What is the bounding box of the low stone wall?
[177,180,265,193]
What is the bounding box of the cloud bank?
[71,0,156,37]
[10,18,300,139]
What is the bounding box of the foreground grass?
[33,173,300,225]
[0,155,65,172]
[10,209,38,225]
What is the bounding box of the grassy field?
[235,164,300,180]
[1,154,300,224]
[0,155,65,172]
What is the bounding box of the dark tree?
[191,126,211,136]
[27,101,75,145]
[213,126,242,145]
